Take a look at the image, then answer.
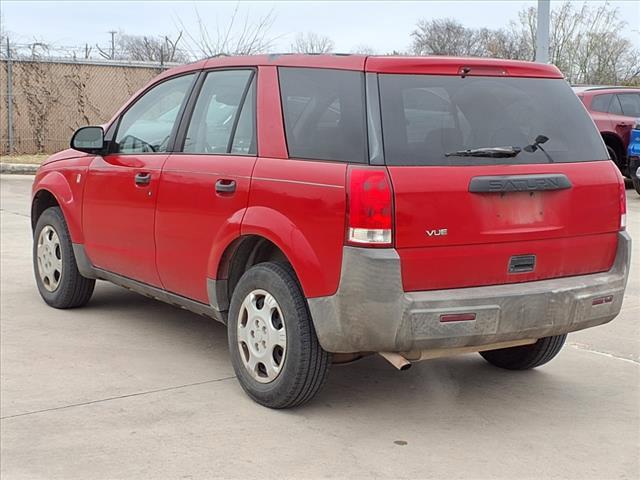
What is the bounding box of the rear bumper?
[307,232,631,353]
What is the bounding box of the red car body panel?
[31,54,623,308]
[366,56,563,78]
[400,233,617,291]
[155,154,256,303]
[255,66,288,159]
[32,163,89,243]
[242,157,347,298]
[389,160,621,291]
[82,154,167,287]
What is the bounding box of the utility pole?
[108,30,117,59]
[536,0,550,63]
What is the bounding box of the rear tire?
[227,262,331,409]
[479,335,567,370]
[33,207,95,308]
[633,175,640,195]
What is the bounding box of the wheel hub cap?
[237,289,287,384]
[36,225,62,292]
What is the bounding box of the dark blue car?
[628,119,640,194]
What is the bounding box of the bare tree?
[117,32,188,63]
[178,4,277,58]
[94,30,188,63]
[411,18,480,56]
[410,1,639,85]
[516,1,639,85]
[290,32,334,54]
[351,44,377,55]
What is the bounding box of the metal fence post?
[6,37,14,154]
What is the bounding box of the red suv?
[573,86,640,176]
[32,55,631,408]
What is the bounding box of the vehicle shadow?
[84,283,229,349]
[84,283,595,424]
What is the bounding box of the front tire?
[479,335,567,370]
[33,207,95,308]
[227,262,331,408]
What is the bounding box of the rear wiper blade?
[445,146,522,158]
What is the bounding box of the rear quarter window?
[379,74,608,166]
[617,93,640,117]
[278,67,367,163]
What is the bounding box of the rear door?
[154,69,257,303]
[375,72,621,291]
[83,73,196,286]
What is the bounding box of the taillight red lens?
[619,175,627,230]
[346,167,393,246]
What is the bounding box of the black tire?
[33,207,95,308]
[606,144,629,178]
[227,262,331,409]
[633,175,640,195]
[479,335,567,370]
[606,145,618,165]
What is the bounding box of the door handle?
[215,179,236,194]
[135,172,151,186]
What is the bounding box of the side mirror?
[71,126,105,154]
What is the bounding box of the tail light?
[619,175,627,230]
[346,167,393,247]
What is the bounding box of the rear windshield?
[378,74,607,166]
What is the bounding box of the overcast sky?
[2,0,639,55]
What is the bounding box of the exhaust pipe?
[379,339,537,371]
[379,352,412,371]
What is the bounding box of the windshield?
[378,74,608,166]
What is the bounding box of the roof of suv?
[158,54,564,81]
[572,85,640,95]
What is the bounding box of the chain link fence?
[1,43,181,155]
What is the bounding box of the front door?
[155,69,257,302]
[83,73,196,286]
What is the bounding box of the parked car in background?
[628,118,640,194]
[573,86,640,177]
[31,55,631,408]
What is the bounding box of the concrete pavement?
[1,174,638,479]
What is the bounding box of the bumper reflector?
[592,295,613,306]
[440,313,477,323]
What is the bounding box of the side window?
[183,70,254,154]
[609,95,624,115]
[114,74,195,154]
[590,94,612,113]
[279,67,367,163]
[617,93,640,117]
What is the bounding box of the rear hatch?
[373,63,622,291]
